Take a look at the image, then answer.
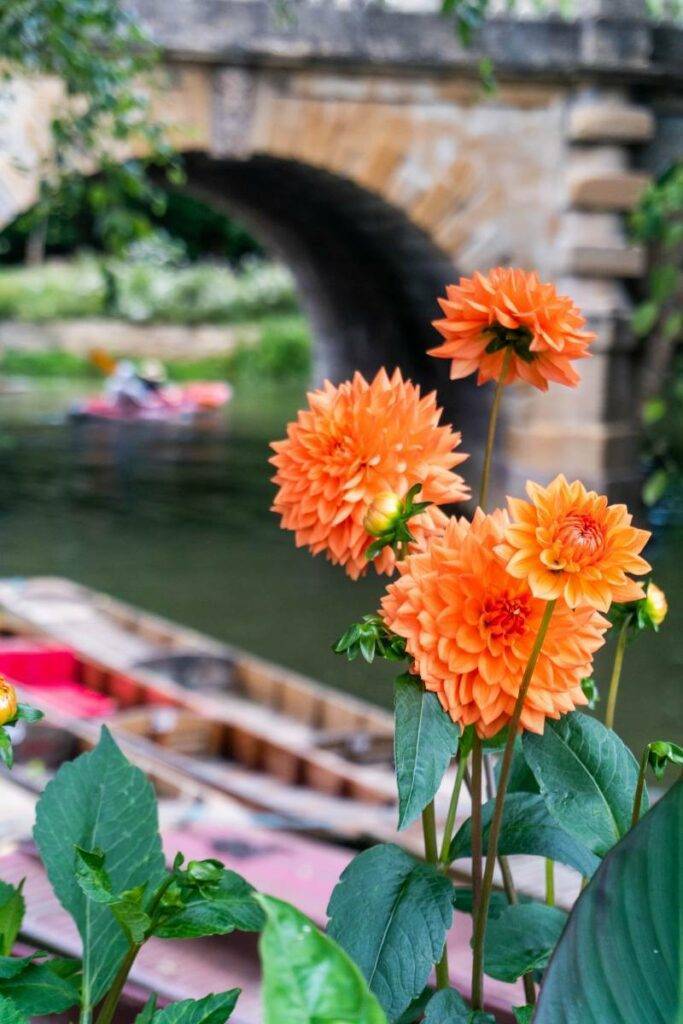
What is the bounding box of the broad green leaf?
[483,903,567,982]
[0,961,80,1014]
[0,881,25,956]
[522,713,647,856]
[33,727,165,1010]
[395,989,433,1024]
[512,1008,533,1024]
[149,991,240,1024]
[394,674,459,830]
[327,844,453,1021]
[0,955,38,981]
[535,781,682,1024]
[496,742,539,795]
[0,995,28,1024]
[449,792,599,877]
[258,894,386,1024]
[423,989,469,1022]
[154,870,264,939]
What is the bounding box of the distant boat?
[69,381,232,424]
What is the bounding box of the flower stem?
[470,599,557,1011]
[631,745,650,828]
[605,617,630,730]
[478,346,512,512]
[470,734,483,985]
[94,873,176,1024]
[439,754,468,867]
[422,799,449,987]
[545,858,555,906]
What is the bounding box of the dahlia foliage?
[270,267,675,1024]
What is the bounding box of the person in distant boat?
[105,359,152,410]
[138,358,168,395]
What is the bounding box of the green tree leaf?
[327,844,453,1021]
[534,781,682,1024]
[522,712,647,856]
[258,894,386,1024]
[394,674,459,830]
[483,903,567,982]
[135,994,158,1023]
[0,881,25,956]
[0,961,80,1014]
[154,870,264,939]
[33,727,165,1010]
[449,792,599,877]
[149,992,240,1024]
[0,995,28,1024]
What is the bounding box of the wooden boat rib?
[0,576,582,909]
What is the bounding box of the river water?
[0,378,680,761]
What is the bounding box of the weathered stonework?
[1,0,682,497]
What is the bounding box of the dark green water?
[0,379,680,760]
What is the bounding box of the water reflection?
[0,379,680,761]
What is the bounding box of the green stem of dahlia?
[605,617,630,730]
[545,858,555,906]
[470,599,557,1011]
[439,754,468,868]
[422,800,450,988]
[478,345,513,512]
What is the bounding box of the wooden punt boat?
[0,576,581,910]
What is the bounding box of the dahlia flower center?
[543,512,606,570]
[484,322,535,363]
[481,592,531,640]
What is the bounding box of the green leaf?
[512,1008,534,1024]
[0,961,80,1014]
[136,994,158,1023]
[75,846,115,903]
[394,674,459,830]
[0,881,25,956]
[258,895,386,1024]
[642,468,668,507]
[75,846,152,944]
[534,780,682,1024]
[423,989,469,1022]
[449,792,599,877]
[327,844,453,1021]
[154,870,264,938]
[0,729,13,769]
[483,903,567,982]
[453,887,529,920]
[14,704,43,724]
[522,712,647,856]
[149,991,240,1024]
[632,300,659,337]
[0,955,38,981]
[33,727,165,1010]
[495,741,538,795]
[0,995,28,1024]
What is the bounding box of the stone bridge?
[1,0,681,496]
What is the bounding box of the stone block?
[568,103,654,143]
[568,170,651,210]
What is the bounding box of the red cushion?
[0,641,78,686]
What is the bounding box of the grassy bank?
[0,315,311,383]
[0,256,298,324]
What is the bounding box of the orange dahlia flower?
[497,475,651,612]
[380,510,608,737]
[429,268,594,391]
[270,369,469,579]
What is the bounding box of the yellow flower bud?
[645,581,668,627]
[0,678,17,727]
[363,492,403,537]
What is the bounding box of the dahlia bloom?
[498,475,651,612]
[270,369,469,579]
[430,268,594,391]
[380,510,608,737]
